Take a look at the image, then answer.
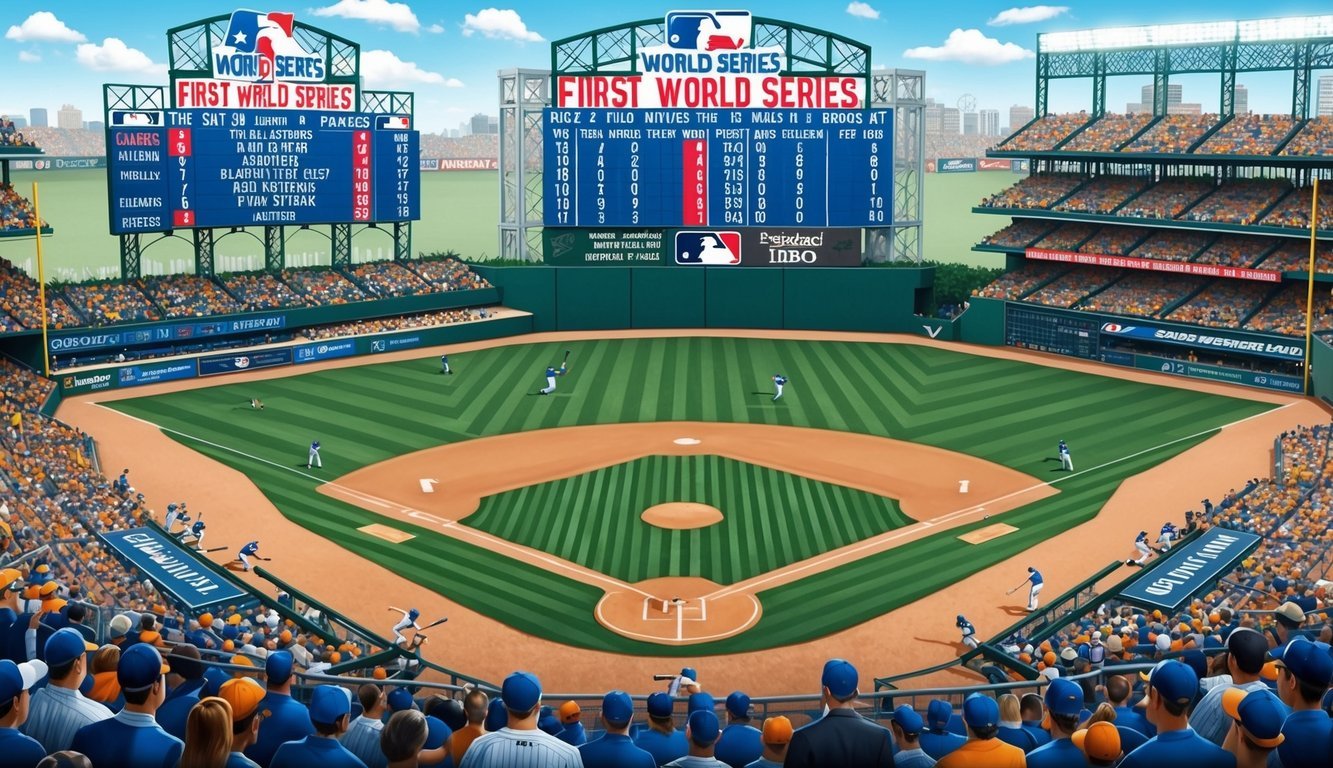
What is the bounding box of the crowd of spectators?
[0,117,34,148]
[1024,266,1122,307]
[349,261,434,298]
[1118,177,1215,220]
[138,275,241,319]
[1034,223,1100,252]
[1054,176,1149,214]
[1127,230,1213,263]
[1244,283,1333,336]
[13,127,104,157]
[1124,114,1219,153]
[0,258,83,330]
[1194,235,1278,267]
[1079,226,1152,256]
[61,281,161,326]
[1197,114,1298,155]
[998,112,1090,151]
[418,133,499,159]
[1260,184,1333,232]
[1061,113,1154,152]
[980,219,1057,249]
[924,133,997,162]
[221,272,311,311]
[408,257,494,291]
[1255,240,1333,273]
[1183,178,1291,226]
[1167,281,1272,327]
[1075,273,1201,317]
[280,268,366,305]
[971,263,1068,300]
[1281,116,1333,157]
[1,184,44,232]
[979,174,1083,210]
[303,307,497,341]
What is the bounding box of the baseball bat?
[420,617,449,630]
[204,546,228,553]
[563,350,571,363]
[652,674,676,681]
[258,556,273,561]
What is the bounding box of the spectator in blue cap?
[578,690,654,768]
[688,692,715,715]
[156,645,205,741]
[1120,660,1233,768]
[635,691,688,765]
[24,628,106,753]
[387,687,416,714]
[785,659,893,766]
[483,697,507,732]
[270,684,364,768]
[1220,687,1284,768]
[537,706,562,736]
[0,657,48,767]
[342,684,388,768]
[245,649,313,767]
[459,671,580,767]
[71,642,184,768]
[920,699,966,760]
[1270,637,1333,768]
[888,705,933,768]
[935,694,1024,767]
[665,709,725,767]
[1025,677,1084,766]
[715,691,761,768]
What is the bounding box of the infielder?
[440,354,452,375]
[1157,521,1177,552]
[772,374,788,401]
[1008,567,1043,612]
[307,440,322,468]
[956,615,979,650]
[388,606,422,646]
[164,502,187,533]
[189,517,206,549]
[1058,439,1072,471]
[237,540,261,571]
[1128,530,1152,566]
[539,362,567,395]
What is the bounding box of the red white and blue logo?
[1101,323,1135,334]
[665,10,752,51]
[213,9,325,82]
[676,231,741,265]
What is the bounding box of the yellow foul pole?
[33,183,49,377]
[1304,176,1320,394]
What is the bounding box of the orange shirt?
[448,723,485,765]
[935,737,1027,768]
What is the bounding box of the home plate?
[958,523,1018,545]
[359,524,415,544]
[674,438,702,446]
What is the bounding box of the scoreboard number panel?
[543,108,892,229]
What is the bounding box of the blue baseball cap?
[265,650,293,685]
[821,658,858,699]
[388,687,415,712]
[962,693,999,731]
[1045,678,1082,717]
[44,628,96,667]
[1222,687,1285,748]
[1140,660,1197,707]
[687,709,720,746]
[502,671,542,713]
[537,706,561,735]
[603,690,634,726]
[485,698,508,731]
[424,715,451,749]
[118,643,169,693]
[725,691,750,718]
[0,659,46,702]
[926,699,952,730]
[1272,638,1333,687]
[309,684,352,726]
[681,667,698,682]
[647,692,674,718]
[688,691,715,714]
[891,705,923,735]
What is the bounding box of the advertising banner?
[419,158,441,171]
[118,360,198,387]
[978,159,1011,171]
[544,229,668,266]
[294,339,357,364]
[368,333,424,353]
[1026,248,1282,283]
[60,370,116,395]
[738,228,861,267]
[1118,528,1261,611]
[936,158,977,173]
[100,528,248,609]
[1098,320,1303,362]
[7,157,107,171]
[1135,355,1303,393]
[198,348,293,376]
[50,314,287,354]
[439,158,499,170]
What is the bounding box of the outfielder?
[772,374,788,401]
[956,615,979,650]
[307,440,322,469]
[237,540,261,571]
[1058,439,1072,471]
[389,606,422,646]
[250,397,264,410]
[1127,530,1152,566]
[440,354,452,375]
[1007,567,1043,612]
[539,361,567,395]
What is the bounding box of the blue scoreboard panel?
[543,108,892,228]
[107,109,419,234]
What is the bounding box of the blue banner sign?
[294,339,357,363]
[1118,527,1262,612]
[198,348,293,376]
[368,334,422,353]
[50,314,287,354]
[100,528,248,609]
[117,360,198,387]
[936,157,977,173]
[1099,320,1303,362]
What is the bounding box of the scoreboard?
[108,109,419,234]
[543,108,892,229]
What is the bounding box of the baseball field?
[95,333,1278,662]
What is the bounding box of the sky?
[3,0,1332,134]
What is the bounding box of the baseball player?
[388,606,422,646]
[772,374,788,401]
[307,440,322,469]
[237,540,260,571]
[250,397,264,410]
[164,502,187,532]
[1127,530,1152,566]
[1058,439,1072,471]
[956,614,979,650]
[440,354,452,375]
[539,362,567,395]
[188,516,206,549]
[1007,567,1043,612]
[1157,521,1177,553]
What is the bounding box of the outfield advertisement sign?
[545,229,669,265]
[100,528,248,609]
[368,334,424,353]
[1135,355,1303,393]
[294,339,357,363]
[198,349,293,376]
[7,157,107,171]
[1026,248,1282,283]
[1118,527,1262,611]
[544,228,862,266]
[1099,320,1304,362]
[49,314,287,353]
[936,158,977,173]
[118,361,198,387]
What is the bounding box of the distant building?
[85,120,104,132]
[980,109,1000,136]
[1009,105,1034,131]
[29,108,47,128]
[1235,85,1249,115]
[962,111,979,135]
[1127,83,1200,115]
[941,107,961,134]
[1317,75,1333,117]
[924,98,943,133]
[57,104,82,130]
[6,117,26,128]
[470,113,497,135]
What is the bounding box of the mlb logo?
[676,231,741,265]
[378,115,411,130]
[110,111,162,126]
[665,10,752,51]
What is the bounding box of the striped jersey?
[24,684,113,753]
[340,715,388,768]
[460,726,582,768]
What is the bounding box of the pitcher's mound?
[642,503,723,530]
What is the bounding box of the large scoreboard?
[543,108,891,228]
[109,110,418,234]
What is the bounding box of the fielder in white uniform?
[956,615,979,649]
[307,440,322,468]
[1157,522,1177,552]
[772,374,788,402]
[539,363,566,395]
[388,606,422,646]
[1024,567,1043,611]
[1058,440,1072,471]
[1128,530,1152,566]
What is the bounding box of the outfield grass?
[0,169,1014,279]
[464,454,911,585]
[107,337,1271,654]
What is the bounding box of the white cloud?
[904,29,1034,65]
[312,0,421,33]
[360,49,462,88]
[75,38,167,76]
[426,23,444,34]
[5,11,85,43]
[18,50,41,63]
[989,6,1070,26]
[461,8,543,42]
[846,2,880,20]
